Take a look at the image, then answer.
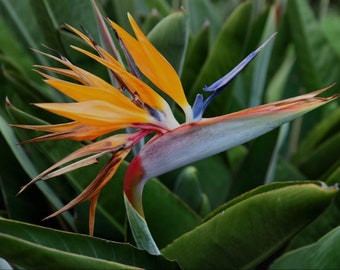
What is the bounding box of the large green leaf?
[0,217,179,269]
[285,199,340,252]
[285,169,340,251]
[270,226,340,269]
[162,182,337,269]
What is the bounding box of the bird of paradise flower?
[13,12,337,254]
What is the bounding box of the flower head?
[14,12,337,244]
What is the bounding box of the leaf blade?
[0,217,179,269]
[270,226,340,269]
[162,183,338,269]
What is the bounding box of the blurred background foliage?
[0,0,340,269]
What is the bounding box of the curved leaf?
[1,234,138,270]
[162,182,338,269]
[270,226,340,269]
[0,217,179,269]
[285,200,340,252]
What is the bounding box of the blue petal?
[204,33,277,92]
[192,94,204,120]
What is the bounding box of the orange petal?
[43,150,130,235]
[110,14,191,115]
[66,24,95,49]
[71,46,170,113]
[222,85,338,119]
[34,100,153,127]
[45,79,133,105]
[34,50,113,88]
[35,64,117,90]
[34,66,81,82]
[89,193,100,235]
[12,122,117,142]
[18,133,134,194]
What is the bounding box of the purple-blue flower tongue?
[192,33,277,120]
[204,33,277,92]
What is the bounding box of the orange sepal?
[109,14,191,114]
[71,46,170,113]
[217,85,338,120]
[12,122,119,142]
[18,133,135,194]
[45,79,135,106]
[34,50,115,89]
[34,100,153,127]
[42,150,130,235]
